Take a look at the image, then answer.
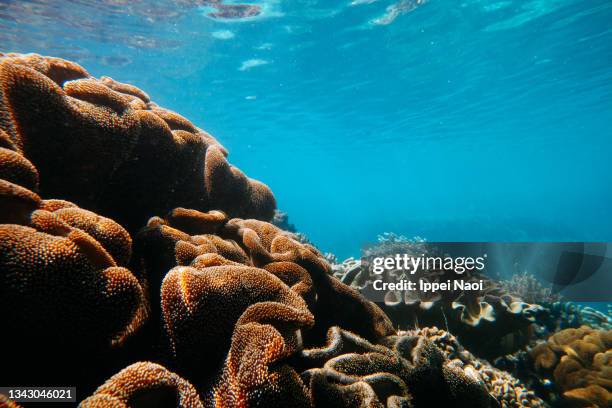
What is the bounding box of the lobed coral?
[133,207,396,404]
[530,326,612,407]
[0,53,275,233]
[137,209,395,349]
[0,53,278,400]
[543,302,612,333]
[298,325,544,407]
[0,159,147,392]
[80,362,203,408]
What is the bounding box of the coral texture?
[0,137,147,390]
[499,271,562,305]
[132,208,394,404]
[0,181,146,349]
[299,326,544,407]
[144,209,395,344]
[530,326,612,407]
[80,362,203,408]
[0,53,275,232]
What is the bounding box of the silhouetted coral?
[0,53,276,233]
[80,362,203,408]
[529,326,612,407]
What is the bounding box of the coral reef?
[543,302,612,333]
[0,54,553,407]
[127,208,540,407]
[529,326,612,407]
[0,53,275,232]
[0,53,275,398]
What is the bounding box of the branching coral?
[499,271,562,305]
[80,362,203,408]
[530,326,612,407]
[0,53,275,232]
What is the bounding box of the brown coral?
[211,316,313,407]
[530,326,612,407]
[0,176,146,392]
[161,265,314,381]
[0,146,39,191]
[299,326,543,407]
[130,208,395,405]
[80,362,203,408]
[0,53,275,232]
[77,206,544,407]
[139,208,394,349]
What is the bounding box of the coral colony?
[0,53,610,407]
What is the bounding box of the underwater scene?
[1,0,611,407]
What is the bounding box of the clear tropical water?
[2,0,611,259]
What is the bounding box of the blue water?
[2,0,611,259]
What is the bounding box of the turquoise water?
[3,0,611,259]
